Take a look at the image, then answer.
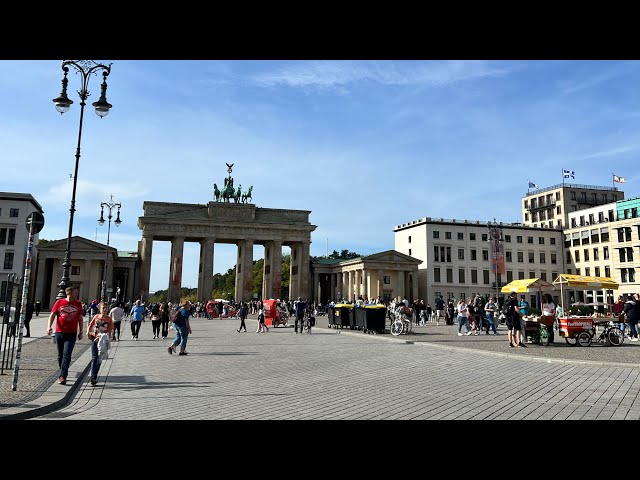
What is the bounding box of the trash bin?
[334,304,354,329]
[327,306,338,328]
[354,307,366,330]
[362,305,386,334]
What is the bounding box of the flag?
[563,169,575,179]
[528,181,539,189]
[613,174,626,183]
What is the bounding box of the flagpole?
[612,173,615,189]
[562,169,564,187]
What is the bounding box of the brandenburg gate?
[135,168,316,303]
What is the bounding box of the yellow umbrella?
[552,274,619,313]
[500,278,554,293]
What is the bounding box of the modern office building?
[521,183,624,229]
[0,192,44,304]
[394,217,565,308]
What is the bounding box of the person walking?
[160,302,171,339]
[150,302,161,339]
[46,286,84,385]
[130,299,145,340]
[23,301,34,337]
[483,297,499,335]
[294,297,306,334]
[456,298,468,336]
[86,302,114,386]
[624,293,639,341]
[109,302,124,341]
[167,301,192,355]
[541,293,556,344]
[35,300,41,317]
[237,302,248,332]
[503,291,525,348]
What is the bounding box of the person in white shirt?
[541,293,556,344]
[109,302,125,341]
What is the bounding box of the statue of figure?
[235,184,242,203]
[213,183,220,202]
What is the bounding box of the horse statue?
[234,184,242,203]
[241,185,253,203]
[213,183,220,202]
[221,181,235,203]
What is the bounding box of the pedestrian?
[108,302,124,341]
[256,302,267,333]
[237,301,248,332]
[167,301,192,355]
[130,299,145,340]
[456,298,468,336]
[294,297,306,334]
[160,302,171,339]
[483,297,499,335]
[46,286,84,385]
[624,294,639,341]
[35,300,41,317]
[24,301,34,337]
[541,293,556,344]
[503,291,525,348]
[150,302,161,339]
[87,302,113,386]
[612,295,626,335]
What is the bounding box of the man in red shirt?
[47,286,84,385]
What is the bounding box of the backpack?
[501,298,515,318]
[171,309,182,323]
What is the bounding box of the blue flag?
[528,181,539,189]
[563,169,575,179]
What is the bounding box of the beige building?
[522,183,623,229]
[0,192,44,304]
[394,217,564,307]
[564,195,640,302]
[311,250,421,304]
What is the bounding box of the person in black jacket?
[623,293,639,341]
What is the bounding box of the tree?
[312,249,361,261]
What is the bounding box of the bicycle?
[390,306,413,336]
[303,311,315,334]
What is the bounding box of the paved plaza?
[0,313,638,421]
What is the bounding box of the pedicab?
[206,299,237,318]
[262,299,288,327]
[552,274,623,347]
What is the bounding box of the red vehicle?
[263,299,288,327]
[205,300,237,318]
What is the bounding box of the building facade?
[0,192,44,304]
[521,183,624,229]
[394,217,565,308]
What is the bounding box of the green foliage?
[569,305,594,316]
[316,249,361,260]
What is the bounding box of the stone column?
[411,269,419,302]
[34,253,46,307]
[330,272,335,302]
[199,238,215,303]
[347,270,353,302]
[314,271,320,304]
[167,236,184,304]
[377,269,384,300]
[397,270,405,301]
[300,241,311,301]
[137,235,154,302]
[270,240,282,300]
[365,270,371,301]
[289,243,300,300]
[354,270,361,299]
[340,271,346,301]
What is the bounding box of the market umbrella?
[552,274,619,312]
[500,278,554,293]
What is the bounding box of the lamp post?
[52,60,113,300]
[487,219,504,300]
[98,195,122,302]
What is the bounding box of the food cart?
[552,274,623,346]
[501,278,555,345]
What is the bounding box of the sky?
[1,60,639,293]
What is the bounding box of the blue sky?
[1,60,638,293]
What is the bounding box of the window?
[505,235,511,242]
[517,236,523,243]
[627,247,634,262]
[595,266,600,277]
[383,276,391,284]
[445,232,452,240]
[525,213,530,221]
[458,249,464,260]
[9,208,18,217]
[598,212,604,222]
[571,191,576,200]
[71,266,80,275]
[528,252,535,263]
[601,227,609,242]
[518,271,525,280]
[507,270,513,282]
[625,227,632,242]
[446,247,451,263]
[605,266,611,277]
[608,209,614,221]
[434,246,439,262]
[603,246,609,260]
[529,271,537,279]
[471,249,477,261]
[482,250,489,261]
[593,248,599,261]
[3,252,13,270]
[527,236,534,244]
[506,251,512,262]
[408,236,412,243]
[481,234,488,242]
[581,230,589,245]
[408,249,412,256]
[483,270,490,284]
[585,267,590,276]
[576,268,581,275]
[471,269,478,284]
[630,269,636,283]
[517,252,524,263]
[589,213,595,224]
[446,269,453,283]
[556,192,560,200]
[470,233,476,241]
[539,252,546,264]
[566,252,572,264]
[617,228,624,243]
[434,268,441,283]
[540,272,547,282]
[0,228,5,245]
[7,228,15,246]
[457,232,463,241]
[622,269,628,283]
[591,229,599,244]
[538,237,545,245]
[458,269,465,283]
[0,281,6,303]
[433,231,439,239]
[551,237,556,245]
[572,232,580,247]
[575,250,580,262]
[583,249,589,261]
[551,253,557,264]
[557,205,562,214]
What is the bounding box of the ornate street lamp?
[53,60,113,299]
[98,195,122,302]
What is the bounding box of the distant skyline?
[1,60,638,293]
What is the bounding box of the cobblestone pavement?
[8,314,635,421]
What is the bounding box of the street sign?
[25,212,45,234]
